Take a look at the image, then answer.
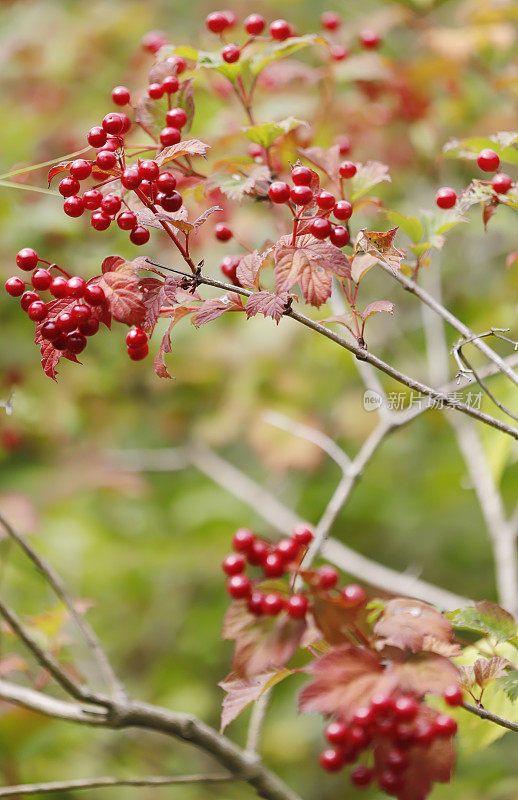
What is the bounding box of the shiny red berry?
[215,223,232,241]
[275,538,300,562]
[127,343,149,361]
[317,565,338,590]
[157,172,177,193]
[102,113,124,135]
[63,196,85,217]
[84,284,105,306]
[233,528,255,552]
[378,770,402,794]
[292,165,313,186]
[341,583,367,608]
[69,159,92,180]
[433,714,457,737]
[325,720,350,745]
[292,525,313,545]
[247,591,264,615]
[101,194,122,215]
[319,748,343,772]
[393,695,418,721]
[162,75,179,94]
[350,766,373,788]
[165,109,187,130]
[263,552,285,578]
[351,705,375,727]
[79,317,100,337]
[160,127,181,146]
[117,211,138,230]
[371,694,394,716]
[66,331,87,354]
[126,326,147,348]
[137,160,159,182]
[477,148,500,172]
[270,19,291,41]
[339,160,356,179]
[386,747,409,772]
[435,187,457,209]
[316,190,336,210]
[91,212,111,231]
[158,191,182,212]
[334,200,353,220]
[112,85,130,105]
[330,226,349,247]
[359,30,381,49]
[66,276,86,298]
[262,593,285,616]
[56,311,75,333]
[41,320,60,340]
[330,44,349,61]
[321,11,341,30]
[16,247,39,271]
[83,189,103,210]
[226,574,252,599]
[443,685,463,707]
[290,185,313,206]
[244,13,265,35]
[248,539,269,565]
[87,126,107,148]
[269,181,291,203]
[121,167,141,190]
[59,176,80,197]
[222,44,240,63]
[31,269,52,291]
[129,226,150,245]
[20,290,40,311]
[96,150,117,170]
[286,594,308,619]
[71,304,91,325]
[27,301,47,321]
[50,276,68,297]
[310,217,332,240]
[5,276,25,297]
[222,553,246,576]
[492,172,512,193]
[206,11,228,33]
[148,83,164,100]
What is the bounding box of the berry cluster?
[319,11,382,61]
[268,163,355,247]
[319,687,462,794]
[435,148,513,209]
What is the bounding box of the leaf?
[140,276,180,333]
[193,205,222,231]
[354,227,405,271]
[351,161,391,201]
[360,300,394,320]
[447,601,518,644]
[236,249,266,289]
[274,234,351,307]
[443,132,518,166]
[154,320,174,379]
[136,206,194,235]
[155,138,210,167]
[47,161,72,186]
[176,78,195,133]
[206,164,271,202]
[351,253,379,283]
[250,34,326,76]
[99,271,145,326]
[299,144,342,183]
[245,291,290,324]
[321,313,353,332]
[243,117,307,149]
[473,656,511,689]
[496,669,518,701]
[219,669,292,732]
[34,298,81,380]
[102,255,129,274]
[191,294,244,327]
[375,599,454,654]
[298,643,395,720]
[386,210,424,244]
[388,652,460,696]
[310,595,367,646]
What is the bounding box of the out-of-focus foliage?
[0,0,517,797]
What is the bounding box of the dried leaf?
[388,652,460,696]
[193,205,222,231]
[351,253,379,283]
[274,234,351,307]
[473,656,511,689]
[140,276,180,333]
[355,227,405,271]
[219,669,292,731]
[298,145,342,183]
[154,320,174,379]
[245,291,289,324]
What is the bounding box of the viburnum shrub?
[2,7,518,800]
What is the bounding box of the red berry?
[158,191,183,212]
[117,211,138,230]
[71,304,91,325]
[142,30,168,54]
[270,19,291,41]
[56,311,75,333]
[5,276,25,297]
[160,127,181,147]
[378,770,402,794]
[87,126,107,148]
[263,552,285,578]
[317,565,338,590]
[248,539,269,565]
[96,150,117,170]
[268,181,291,203]
[52,335,69,351]
[79,317,100,337]
[102,113,124,135]
[220,255,240,283]
[386,747,410,772]
[248,591,265,615]
[215,223,232,242]
[443,684,463,707]
[102,137,120,152]
[83,189,103,210]
[101,194,122,215]
[359,29,381,49]
[129,226,150,245]
[59,176,80,198]
[325,720,350,745]
[393,695,418,721]
[341,583,367,608]
[206,11,228,33]
[233,528,255,552]
[292,165,313,186]
[112,85,130,106]
[157,172,177,193]
[376,715,397,737]
[27,301,47,321]
[162,75,179,94]
[319,748,343,773]
[63,196,85,217]
[290,185,313,206]
[414,721,434,745]
[316,190,336,210]
[40,320,60,340]
[121,167,141,190]
[66,331,87,354]
[275,538,300,562]
[126,326,147,348]
[339,160,356,179]
[477,148,500,172]
[148,83,164,100]
[310,217,332,240]
[349,725,370,749]
[165,107,187,129]
[91,212,111,231]
[492,172,512,193]
[222,10,237,28]
[337,136,352,155]
[330,45,349,61]
[136,160,159,182]
[286,594,308,619]
[394,721,416,746]
[222,44,240,63]
[31,268,52,291]
[351,705,375,727]
[170,55,187,74]
[50,276,68,298]
[321,11,341,30]
[330,226,349,247]
[127,343,149,361]
[20,290,40,312]
[139,180,158,200]
[222,553,246,576]
[435,187,457,209]
[66,276,86,298]
[69,159,92,180]
[334,200,353,220]
[292,525,313,545]
[350,766,373,788]
[433,714,457,737]
[262,592,284,615]
[16,247,39,271]
[371,694,394,716]
[84,284,105,306]
[244,13,265,35]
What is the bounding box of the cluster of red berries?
[268,163,355,247]
[319,686,462,794]
[436,148,513,209]
[223,525,367,619]
[319,11,382,61]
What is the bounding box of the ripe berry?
[215,223,232,241]
[27,301,47,321]
[5,276,25,297]
[148,83,164,100]
[102,137,120,152]
[222,553,246,576]
[341,583,367,608]
[325,720,350,745]
[359,29,381,49]
[330,45,350,61]
[316,190,336,210]
[435,187,457,209]
[433,714,457,737]
[378,770,402,794]
[142,30,169,54]
[334,200,353,221]
[50,276,68,298]
[121,167,142,189]
[222,44,240,63]
[222,10,237,28]
[63,196,85,217]
[56,311,75,333]
[165,107,188,129]
[160,127,181,147]
[58,176,80,197]
[286,594,308,619]
[244,13,265,35]
[262,593,284,615]
[69,159,92,180]
[275,538,300,562]
[337,135,352,155]
[137,160,160,182]
[477,148,500,172]
[84,284,105,305]
[371,694,394,716]
[140,180,158,200]
[290,185,313,206]
[248,539,269,565]
[96,150,117,170]
[321,11,341,30]
[492,172,512,193]
[20,290,40,312]
[52,335,69,351]
[79,317,100,337]
[91,212,112,231]
[319,748,343,772]
[126,326,147,348]
[102,113,124,135]
[31,268,52,291]
[87,126,107,148]
[330,226,349,247]
[129,226,150,245]
[349,725,370,749]
[317,565,338,590]
[112,85,130,106]
[292,525,313,545]
[158,191,182,212]
[351,705,375,728]
[127,343,149,361]
[443,684,463,707]
[270,19,291,41]
[206,11,228,33]
[157,172,177,193]
[41,320,60,340]
[268,181,291,203]
[16,247,39,271]
[83,189,103,210]
[386,747,410,772]
[263,553,285,578]
[248,591,265,615]
[350,766,373,788]
[117,211,138,230]
[71,304,91,325]
[414,721,434,745]
[233,528,255,552]
[101,194,122,215]
[292,165,313,186]
[339,160,356,179]
[393,695,418,721]
[66,276,86,298]
[162,75,179,94]
[66,331,87,354]
[310,217,332,240]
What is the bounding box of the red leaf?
[193,205,222,231]
[374,599,454,654]
[236,249,267,289]
[99,271,145,326]
[153,305,197,379]
[155,138,210,167]
[274,234,351,307]
[219,670,290,732]
[354,227,405,271]
[387,652,460,697]
[47,161,72,187]
[136,206,193,234]
[473,656,511,689]
[101,255,129,275]
[192,295,244,327]
[245,291,290,324]
[140,276,179,333]
[360,300,394,320]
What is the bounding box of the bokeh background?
[0,0,517,797]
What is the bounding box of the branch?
[262,410,351,471]
[246,689,271,755]
[0,774,234,797]
[462,701,518,733]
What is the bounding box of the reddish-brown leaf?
[374,599,453,654]
[236,249,266,290]
[245,291,289,324]
[155,138,210,167]
[298,145,342,183]
[360,300,394,320]
[387,652,460,697]
[99,271,145,326]
[191,294,244,327]
[473,656,511,689]
[153,305,197,379]
[274,234,351,307]
[140,276,180,334]
[219,670,291,732]
[136,206,193,234]
[47,161,72,187]
[101,255,129,275]
[311,596,367,646]
[355,227,405,271]
[193,205,222,231]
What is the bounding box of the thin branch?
[462,701,518,733]
[0,774,234,797]
[262,410,351,471]
[246,689,271,755]
[0,513,125,700]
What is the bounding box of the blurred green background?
[0,0,517,797]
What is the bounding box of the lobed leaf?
[245,291,290,324]
[447,601,518,644]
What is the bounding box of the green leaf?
[351,161,390,201]
[243,117,306,148]
[496,669,518,702]
[250,35,325,77]
[447,601,518,644]
[386,210,423,244]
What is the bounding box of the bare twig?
[262,410,351,471]
[246,689,271,755]
[461,701,518,733]
[0,774,234,797]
